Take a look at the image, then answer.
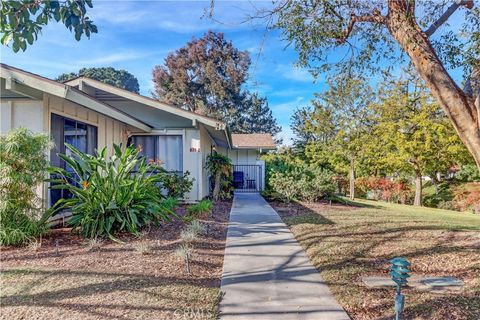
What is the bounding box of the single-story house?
[0,63,276,206]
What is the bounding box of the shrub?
[455,165,480,182]
[0,128,52,246]
[187,199,213,218]
[159,170,194,199]
[451,183,480,213]
[205,152,232,201]
[160,197,179,212]
[268,164,335,203]
[269,171,298,203]
[355,177,413,204]
[49,143,176,240]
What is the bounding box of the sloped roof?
[0,63,151,132]
[231,133,276,149]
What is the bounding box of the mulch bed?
[0,200,232,320]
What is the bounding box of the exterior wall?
[1,94,132,208]
[225,149,260,165]
[1,99,45,134]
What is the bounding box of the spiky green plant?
[49,143,176,240]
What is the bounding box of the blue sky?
[1,0,326,144]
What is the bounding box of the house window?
[50,113,97,206]
[128,135,183,173]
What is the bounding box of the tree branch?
[424,0,474,37]
[336,10,386,44]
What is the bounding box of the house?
[0,63,276,206]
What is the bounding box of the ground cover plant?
[0,128,52,246]
[0,200,232,320]
[187,200,214,219]
[270,199,480,320]
[49,144,177,240]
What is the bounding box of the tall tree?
[152,31,250,117]
[1,0,97,52]
[152,30,280,136]
[228,92,281,136]
[256,0,480,169]
[56,67,140,93]
[301,76,373,199]
[370,78,471,206]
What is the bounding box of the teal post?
[389,257,411,320]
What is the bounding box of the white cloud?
[77,51,160,65]
[275,63,314,82]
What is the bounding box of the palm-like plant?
[49,144,175,240]
[205,152,232,201]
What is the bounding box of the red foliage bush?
[452,183,480,213]
[356,177,414,204]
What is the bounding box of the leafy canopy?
[272,0,479,77]
[152,30,280,136]
[56,67,140,93]
[1,0,97,52]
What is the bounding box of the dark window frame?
[50,113,98,206]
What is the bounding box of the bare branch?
[424,0,474,37]
[336,10,386,44]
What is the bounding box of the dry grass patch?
[270,199,480,320]
[0,201,232,320]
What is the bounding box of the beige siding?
[224,148,260,165]
[1,99,44,134]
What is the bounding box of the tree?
[291,107,315,154]
[1,0,97,52]
[370,78,471,206]
[56,67,140,93]
[228,92,281,136]
[152,31,280,137]
[152,30,250,117]
[259,0,480,169]
[301,76,373,200]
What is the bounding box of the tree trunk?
[387,0,480,170]
[349,158,355,200]
[213,172,221,201]
[431,175,439,195]
[414,171,423,206]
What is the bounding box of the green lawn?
[271,199,480,320]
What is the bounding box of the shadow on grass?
[0,268,218,320]
[269,199,480,319]
[270,201,336,226]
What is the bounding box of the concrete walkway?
[219,193,350,320]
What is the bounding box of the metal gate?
[232,165,262,193]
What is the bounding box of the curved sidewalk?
[219,193,350,320]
